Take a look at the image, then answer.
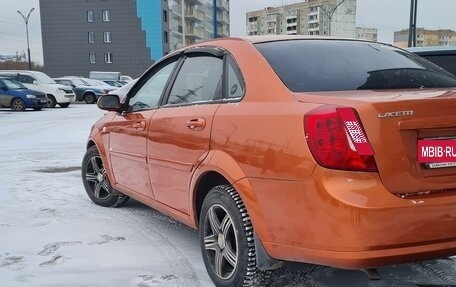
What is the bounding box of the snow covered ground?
[1,104,455,287]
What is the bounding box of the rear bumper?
[240,167,456,269]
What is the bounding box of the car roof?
[406,46,456,55]
[238,35,359,44]
[0,70,41,74]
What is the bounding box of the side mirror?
[97,94,122,112]
[33,80,39,85]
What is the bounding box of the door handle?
[186,118,206,130]
[133,121,146,130]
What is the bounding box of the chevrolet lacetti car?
[82,36,456,286]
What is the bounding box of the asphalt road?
[0,104,455,287]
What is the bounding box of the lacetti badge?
[378,110,414,118]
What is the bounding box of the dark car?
[54,77,109,104]
[0,77,47,111]
[407,46,456,76]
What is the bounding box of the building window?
[87,10,94,22]
[88,32,95,43]
[89,53,96,64]
[104,32,112,43]
[105,52,113,63]
[163,10,168,22]
[102,10,111,22]
[164,31,168,43]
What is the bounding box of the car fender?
[86,113,117,186]
[190,149,268,239]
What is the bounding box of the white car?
[0,70,75,108]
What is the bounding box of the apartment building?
[394,28,456,48]
[40,0,230,78]
[356,27,378,42]
[246,0,356,38]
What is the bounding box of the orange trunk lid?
[296,89,456,195]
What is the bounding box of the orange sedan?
[82,36,456,286]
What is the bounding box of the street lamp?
[318,0,345,36]
[17,8,35,70]
[408,0,418,47]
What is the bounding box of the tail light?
[304,105,378,172]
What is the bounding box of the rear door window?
[225,56,245,99]
[166,56,223,105]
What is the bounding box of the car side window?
[129,60,178,112]
[226,56,245,99]
[0,81,5,89]
[167,56,223,105]
[18,74,35,84]
[61,80,73,86]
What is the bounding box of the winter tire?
[11,98,26,111]
[46,95,57,108]
[84,93,96,104]
[200,185,271,287]
[82,146,130,207]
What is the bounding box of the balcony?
[217,12,229,24]
[170,5,182,19]
[185,8,204,22]
[187,0,203,5]
[286,22,297,28]
[186,27,204,39]
[216,0,229,11]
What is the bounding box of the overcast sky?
[2,0,456,65]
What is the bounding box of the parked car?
[77,77,117,92]
[120,75,134,82]
[102,80,124,87]
[54,77,109,104]
[108,79,137,101]
[0,76,47,111]
[407,46,456,76]
[82,36,456,286]
[0,70,75,108]
[89,71,134,83]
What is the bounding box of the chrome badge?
[378,110,414,118]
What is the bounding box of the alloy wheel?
[84,155,110,200]
[11,99,25,111]
[203,204,238,280]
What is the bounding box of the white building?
[246,0,356,38]
[356,27,378,42]
[168,0,230,50]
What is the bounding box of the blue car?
[54,77,109,104]
[0,77,48,111]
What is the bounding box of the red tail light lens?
[304,105,378,172]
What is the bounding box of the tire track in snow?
[112,207,202,287]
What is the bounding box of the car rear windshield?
[255,40,456,92]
